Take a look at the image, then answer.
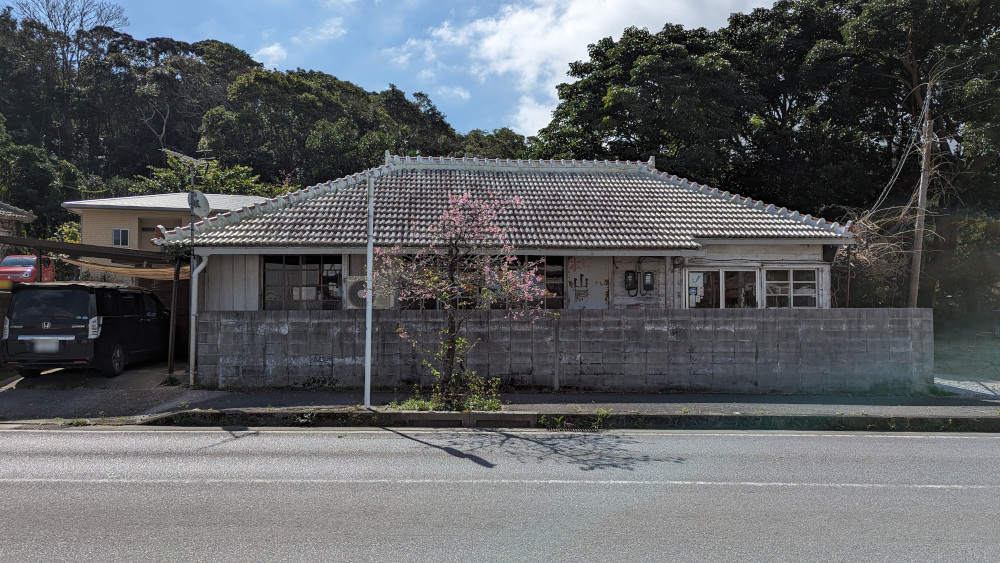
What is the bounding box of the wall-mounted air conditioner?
[343,276,393,310]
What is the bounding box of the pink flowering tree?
[375,191,549,399]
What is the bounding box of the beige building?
[63,193,266,253]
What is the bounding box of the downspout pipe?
[189,254,209,387]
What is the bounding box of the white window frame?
[112,228,129,248]
[764,268,819,308]
[685,268,759,309]
[684,267,824,309]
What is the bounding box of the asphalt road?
[2,428,999,561]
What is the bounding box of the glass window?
[766,269,818,308]
[10,289,91,320]
[112,229,129,247]
[262,255,342,310]
[142,294,162,317]
[119,292,142,315]
[724,271,757,308]
[689,271,720,309]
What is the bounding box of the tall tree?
[537,25,745,185]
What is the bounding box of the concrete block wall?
[197,308,933,393]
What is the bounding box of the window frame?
[261,255,344,311]
[685,267,822,309]
[112,228,130,248]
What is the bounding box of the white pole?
[188,254,209,386]
[364,174,375,409]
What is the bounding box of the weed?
[680,407,690,414]
[836,411,845,416]
[463,377,502,411]
[64,418,90,427]
[296,412,317,426]
[927,385,959,397]
[539,415,567,430]
[591,407,613,429]
[179,402,190,410]
[389,396,440,411]
[161,375,180,386]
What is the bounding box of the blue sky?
[114,0,772,136]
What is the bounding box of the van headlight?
[88,317,102,339]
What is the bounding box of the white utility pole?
[364,174,375,409]
[908,79,934,308]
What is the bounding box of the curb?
[135,409,1000,433]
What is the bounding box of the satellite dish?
[188,190,212,218]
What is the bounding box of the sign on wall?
[566,256,610,309]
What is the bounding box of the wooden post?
[167,259,180,374]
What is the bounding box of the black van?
[1,282,170,378]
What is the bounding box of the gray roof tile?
[0,201,35,222]
[156,156,853,250]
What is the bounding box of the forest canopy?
[1,0,998,313]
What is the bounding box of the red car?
[0,255,56,288]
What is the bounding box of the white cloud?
[393,0,770,135]
[294,18,347,44]
[254,42,287,68]
[437,85,471,101]
[417,68,436,82]
[512,95,554,136]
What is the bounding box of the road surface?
[1,428,998,561]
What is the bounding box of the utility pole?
[907,79,934,308]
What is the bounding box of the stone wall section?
[197,308,933,393]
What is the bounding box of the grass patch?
[927,385,959,397]
[388,376,503,412]
[935,323,1000,381]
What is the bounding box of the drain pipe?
[188,254,209,386]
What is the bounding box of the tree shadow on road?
[420,430,686,471]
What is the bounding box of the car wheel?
[16,368,41,378]
[102,343,127,378]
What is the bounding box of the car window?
[142,293,161,317]
[96,289,120,316]
[10,289,91,320]
[0,256,35,267]
[120,292,142,316]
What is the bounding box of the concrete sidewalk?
[1,361,999,431]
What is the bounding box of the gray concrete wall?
[196,308,933,393]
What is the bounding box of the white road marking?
[0,478,996,489]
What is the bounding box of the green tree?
[459,128,529,159]
[537,25,744,185]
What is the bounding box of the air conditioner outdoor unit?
[343,276,393,310]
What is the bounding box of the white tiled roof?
[0,201,35,222]
[154,156,853,250]
[63,193,266,213]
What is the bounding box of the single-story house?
[155,155,933,393]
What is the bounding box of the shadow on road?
[442,429,685,472]
[384,427,496,468]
